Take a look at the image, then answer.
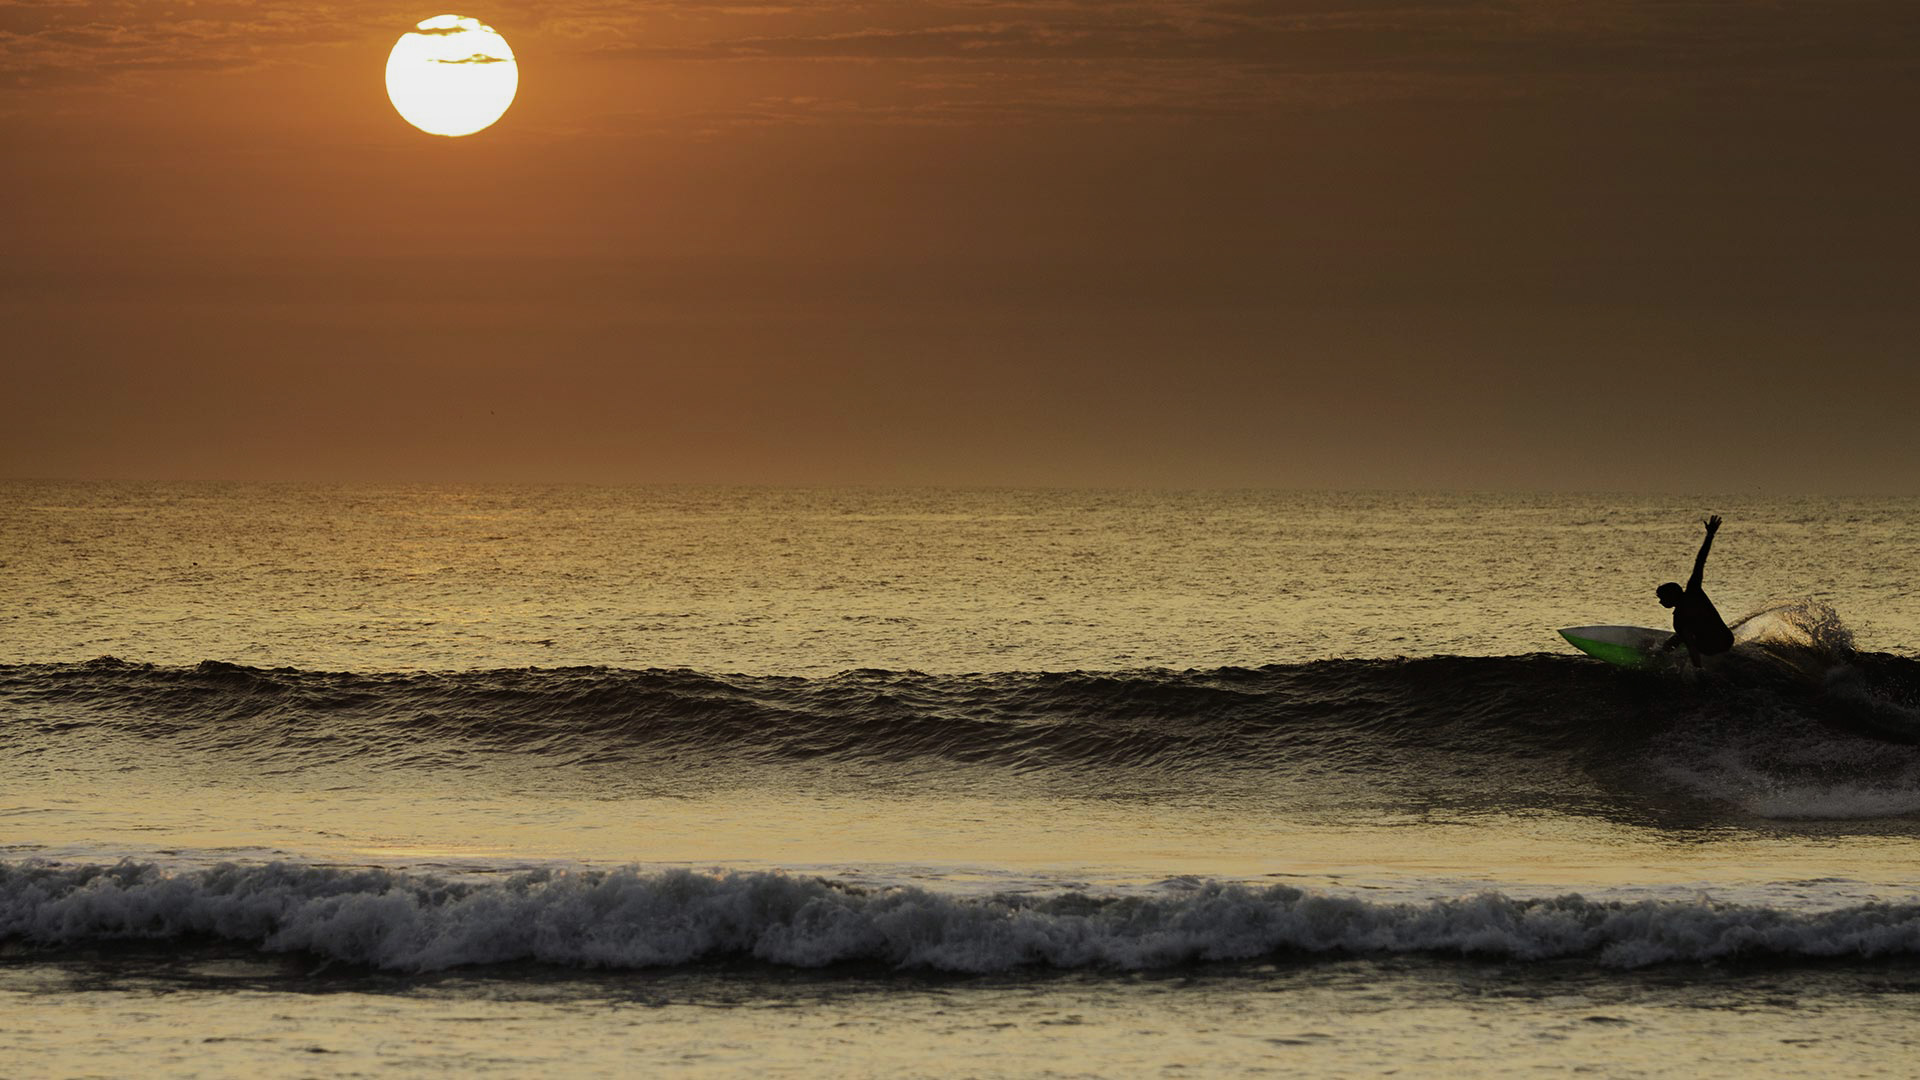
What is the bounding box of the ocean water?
[3,484,1919,1077]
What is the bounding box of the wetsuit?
[1666,520,1735,667]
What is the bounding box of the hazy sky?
[4,1,1916,490]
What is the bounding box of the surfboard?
[1556,625,1676,669]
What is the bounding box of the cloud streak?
[2,0,1915,128]
[0,1,365,90]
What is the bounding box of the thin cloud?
[3,0,1915,120]
[0,1,365,89]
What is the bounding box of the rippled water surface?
[6,484,1915,672]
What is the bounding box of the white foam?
[1730,599,1856,656]
[5,861,1920,972]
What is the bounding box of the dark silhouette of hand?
[1705,514,1721,534]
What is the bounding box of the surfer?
[1657,514,1735,668]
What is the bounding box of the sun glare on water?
[385,15,517,137]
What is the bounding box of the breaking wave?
[4,860,1918,974]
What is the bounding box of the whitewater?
[3,484,1920,1077]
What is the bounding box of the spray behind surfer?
[1657,514,1735,668]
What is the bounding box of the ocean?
[3,484,1918,1076]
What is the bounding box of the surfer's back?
[1672,590,1734,657]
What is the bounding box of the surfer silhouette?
[1657,514,1735,668]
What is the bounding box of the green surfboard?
[1557,625,1675,669]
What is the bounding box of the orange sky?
[3,2,1917,489]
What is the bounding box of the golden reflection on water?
[6,769,1915,901]
[7,959,1919,1079]
[7,485,1917,672]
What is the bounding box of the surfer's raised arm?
[1687,514,1721,593]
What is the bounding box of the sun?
[385,15,517,137]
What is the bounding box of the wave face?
[5,860,1919,973]
[4,636,1920,821]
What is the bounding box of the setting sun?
[385,14,517,137]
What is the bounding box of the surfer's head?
[1656,582,1684,608]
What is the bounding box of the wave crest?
[5,861,1920,973]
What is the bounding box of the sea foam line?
[5,862,1920,972]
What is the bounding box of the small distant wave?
[4,861,1918,973]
